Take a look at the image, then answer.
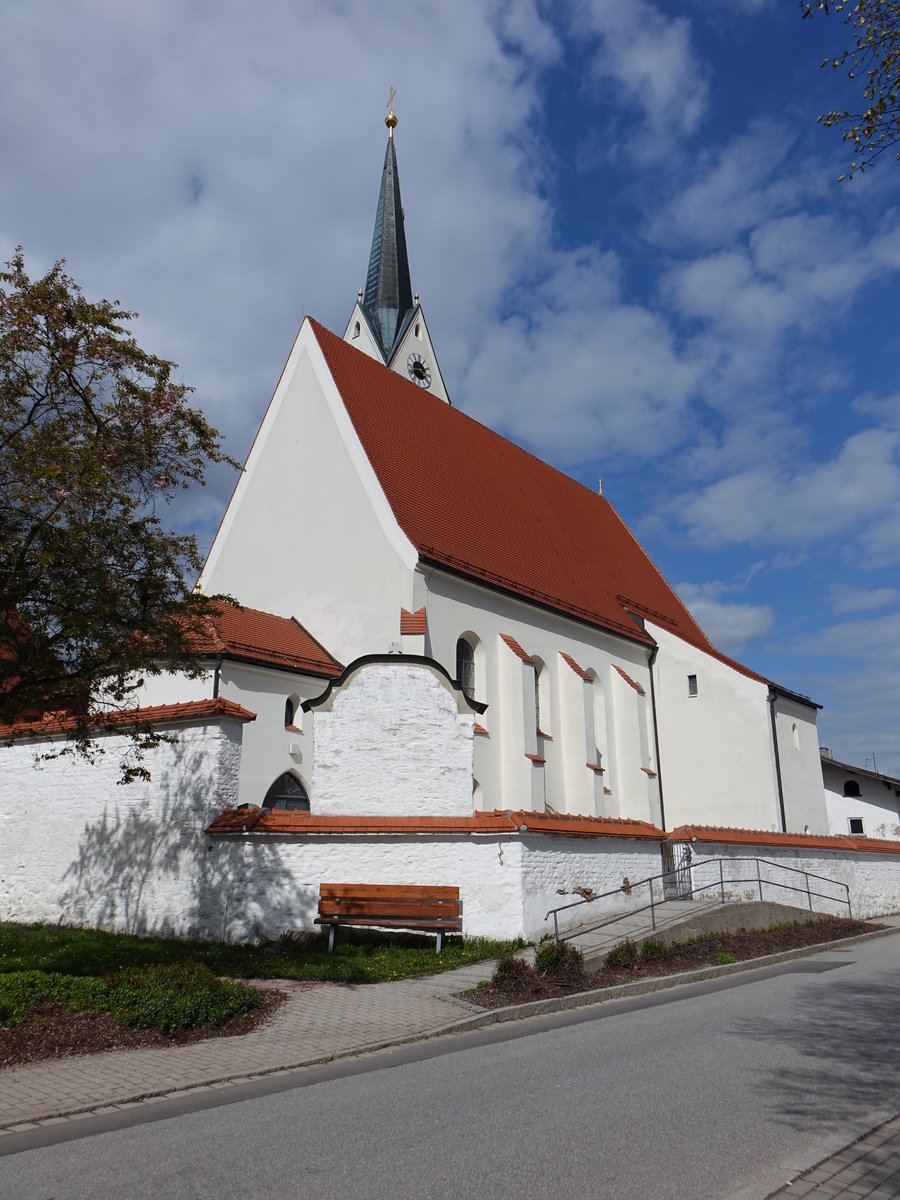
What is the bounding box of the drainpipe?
[648,645,667,831]
[212,651,223,699]
[767,687,787,832]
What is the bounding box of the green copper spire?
[361,106,415,361]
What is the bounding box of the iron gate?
[661,842,693,900]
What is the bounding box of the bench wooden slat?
[319,883,459,901]
[315,916,460,930]
[317,900,460,919]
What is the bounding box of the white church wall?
[422,567,658,821]
[772,695,828,833]
[519,836,664,939]
[648,623,782,832]
[310,660,475,817]
[685,840,900,919]
[0,718,245,938]
[822,759,900,840]
[199,325,417,666]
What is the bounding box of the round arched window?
[263,773,310,812]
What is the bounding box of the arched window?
[284,697,295,727]
[263,773,310,812]
[456,637,476,702]
[792,722,800,749]
[352,321,360,338]
[843,780,861,798]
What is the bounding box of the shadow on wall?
[57,737,306,943]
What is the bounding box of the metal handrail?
[543,855,852,943]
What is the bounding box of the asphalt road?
[2,933,899,1200]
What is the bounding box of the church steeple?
[361,103,415,361]
[343,98,450,403]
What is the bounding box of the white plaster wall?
[132,663,331,809]
[773,696,829,833]
[686,842,900,920]
[0,720,244,938]
[822,761,900,840]
[519,837,664,939]
[311,662,475,817]
[649,624,781,832]
[199,324,416,665]
[422,568,657,820]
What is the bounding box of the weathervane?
[385,86,398,136]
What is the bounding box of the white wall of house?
[133,662,329,810]
[199,322,417,665]
[421,567,660,823]
[822,759,900,841]
[649,624,783,832]
[772,695,828,833]
[309,660,476,817]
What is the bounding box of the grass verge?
[0,921,521,985]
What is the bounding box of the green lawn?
[0,922,520,985]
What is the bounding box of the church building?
[4,111,854,945]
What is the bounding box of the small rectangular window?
[848,817,864,835]
[687,674,698,697]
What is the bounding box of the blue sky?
[2,1,899,773]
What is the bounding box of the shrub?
[606,939,639,970]
[640,937,667,961]
[715,952,737,965]
[534,939,583,974]
[107,962,262,1034]
[491,952,539,991]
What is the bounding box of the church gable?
[199,321,417,665]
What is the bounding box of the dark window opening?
[843,780,861,798]
[263,773,310,812]
[687,674,698,698]
[848,817,864,835]
[284,698,295,727]
[456,638,475,701]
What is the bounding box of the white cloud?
[829,585,900,615]
[569,0,708,153]
[670,429,900,550]
[677,582,775,653]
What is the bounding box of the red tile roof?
[195,603,342,677]
[310,320,718,653]
[1,697,257,740]
[400,606,426,635]
[668,824,858,852]
[500,633,534,664]
[560,651,592,682]
[613,664,646,695]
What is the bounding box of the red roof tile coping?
[524,753,546,764]
[613,664,646,695]
[207,807,665,840]
[560,651,592,682]
[668,824,859,852]
[500,633,534,665]
[641,767,657,778]
[400,606,427,635]
[1,697,257,740]
[586,761,604,773]
[474,722,489,735]
[195,603,342,677]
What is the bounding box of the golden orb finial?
[385,86,397,136]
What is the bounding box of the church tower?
[343,102,450,403]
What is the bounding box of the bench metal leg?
[328,926,335,953]
[436,931,442,954]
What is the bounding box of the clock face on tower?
[407,352,432,389]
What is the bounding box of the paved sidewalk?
[764,1112,900,1198]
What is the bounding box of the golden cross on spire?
[385,86,398,136]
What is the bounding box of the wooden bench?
[315,883,463,953]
